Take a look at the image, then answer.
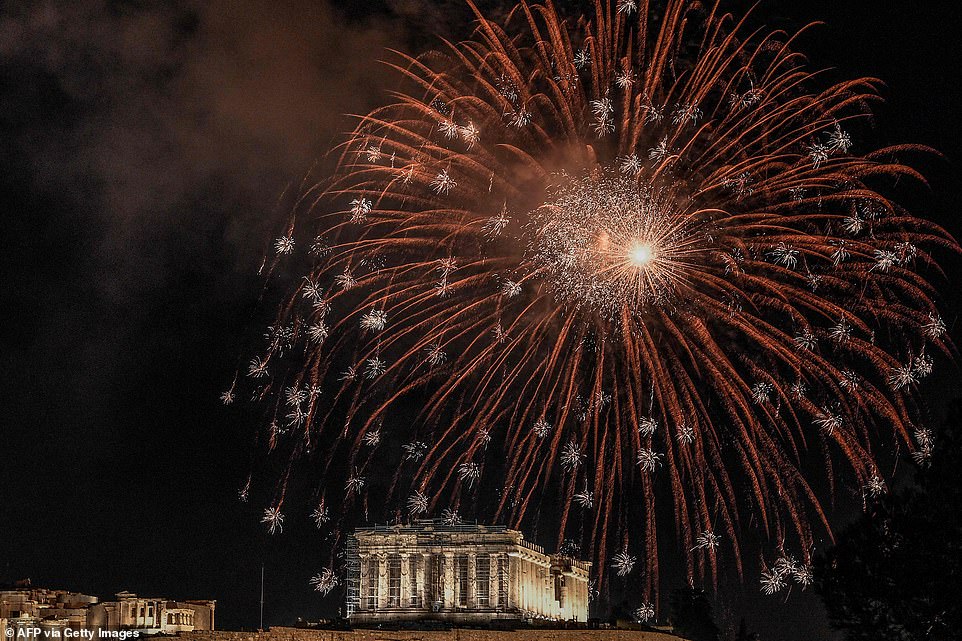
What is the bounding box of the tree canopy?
[816,402,962,641]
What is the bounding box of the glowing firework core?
[531,172,702,316]
[629,242,656,268]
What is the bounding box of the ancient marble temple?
[345,520,590,624]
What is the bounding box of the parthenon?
[345,520,590,624]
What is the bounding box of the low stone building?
[0,588,97,636]
[346,520,591,624]
[0,587,214,635]
[87,592,215,634]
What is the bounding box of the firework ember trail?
[233,0,957,607]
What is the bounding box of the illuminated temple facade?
[345,520,590,624]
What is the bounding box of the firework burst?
[310,568,340,596]
[261,507,284,535]
[633,602,656,623]
[239,0,955,609]
[612,550,637,577]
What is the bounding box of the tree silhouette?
[733,617,758,641]
[669,585,720,641]
[816,401,962,640]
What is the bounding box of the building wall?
[346,521,590,624]
[0,589,99,634]
[0,589,213,636]
[89,595,215,634]
[185,601,216,631]
[0,589,99,619]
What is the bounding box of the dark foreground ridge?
[176,628,682,641]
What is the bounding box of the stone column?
[400,553,410,609]
[358,554,368,610]
[541,560,549,617]
[421,553,432,608]
[411,554,431,608]
[559,571,569,619]
[443,552,455,609]
[378,554,389,610]
[514,555,523,613]
[538,561,545,617]
[467,553,477,609]
[490,553,499,609]
[501,553,509,610]
[508,553,520,612]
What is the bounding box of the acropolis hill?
[176,628,683,641]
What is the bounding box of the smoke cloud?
[0,0,418,412]
[1,0,406,265]
[0,0,420,499]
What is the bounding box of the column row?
[356,551,511,611]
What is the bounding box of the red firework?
[235,0,956,604]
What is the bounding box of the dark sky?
[1,1,960,640]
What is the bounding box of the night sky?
[2,2,960,640]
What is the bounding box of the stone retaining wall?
[176,627,681,641]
